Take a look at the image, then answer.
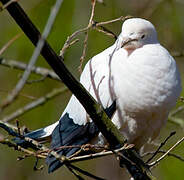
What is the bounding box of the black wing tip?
[13,128,47,148]
[105,100,116,118]
[46,113,99,173]
[25,128,47,139]
[46,101,116,173]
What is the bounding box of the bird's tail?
[13,122,59,148]
[46,101,117,173]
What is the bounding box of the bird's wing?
[46,44,119,173]
[13,44,117,147]
[61,44,117,125]
[46,101,116,173]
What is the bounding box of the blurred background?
[0,0,184,179]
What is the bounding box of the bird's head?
[118,18,158,53]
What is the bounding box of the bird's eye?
[141,34,145,39]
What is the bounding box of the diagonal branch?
[149,136,184,168]
[0,0,64,112]
[60,15,131,58]
[146,131,176,163]
[0,0,150,179]
[0,58,60,81]
[1,87,68,122]
[0,33,22,55]
[0,0,125,153]
[78,0,96,74]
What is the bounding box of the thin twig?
[0,122,105,180]
[0,33,22,55]
[60,27,89,57]
[149,136,184,168]
[93,26,117,39]
[0,123,131,163]
[0,121,65,160]
[59,38,79,58]
[26,75,47,84]
[0,58,60,81]
[0,87,36,100]
[146,131,176,163]
[142,150,184,162]
[89,61,103,105]
[60,13,130,59]
[69,145,133,163]
[78,0,96,74]
[1,87,68,122]
[95,15,132,26]
[0,138,46,159]
[1,0,150,178]
[78,32,89,74]
[0,0,64,112]
[0,0,19,11]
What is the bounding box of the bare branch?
[0,58,60,81]
[78,0,96,73]
[95,15,132,26]
[59,38,79,58]
[0,122,110,180]
[149,136,184,168]
[93,26,117,39]
[26,75,48,84]
[0,1,150,178]
[142,150,184,162]
[0,33,22,55]
[0,0,19,11]
[0,138,46,159]
[69,145,134,163]
[146,131,176,163]
[0,0,64,112]
[1,87,68,122]
[60,15,131,58]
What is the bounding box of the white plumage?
[59,18,181,148]
[17,18,182,172]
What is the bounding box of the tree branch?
[0,0,150,179]
[0,58,60,81]
[1,87,68,122]
[146,131,176,163]
[0,33,22,55]
[0,0,64,112]
[149,136,184,168]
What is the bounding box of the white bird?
[15,18,182,173]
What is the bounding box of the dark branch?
[0,0,150,179]
[146,131,176,163]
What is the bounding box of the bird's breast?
[110,46,181,147]
[111,45,181,114]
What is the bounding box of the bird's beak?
[121,38,138,48]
